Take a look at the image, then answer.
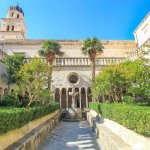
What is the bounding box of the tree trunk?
[48,66,52,90]
[26,94,33,108]
[47,52,55,90]
[26,100,32,108]
[91,59,96,82]
[102,94,105,102]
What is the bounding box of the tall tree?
[38,40,62,89]
[81,37,104,81]
[17,58,52,108]
[3,54,25,85]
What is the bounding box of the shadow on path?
[37,121,102,150]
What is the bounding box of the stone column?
[59,90,62,109]
[79,88,82,109]
[66,90,68,109]
[85,89,88,108]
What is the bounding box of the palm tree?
[38,40,62,89]
[81,37,104,81]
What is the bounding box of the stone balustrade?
[53,57,126,66]
[25,57,126,66]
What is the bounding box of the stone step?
[62,108,84,122]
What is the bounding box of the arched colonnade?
[54,87,92,109]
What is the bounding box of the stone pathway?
[37,121,102,150]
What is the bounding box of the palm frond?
[81,37,104,57]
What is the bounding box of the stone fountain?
[63,88,82,122]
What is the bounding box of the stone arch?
[55,88,60,103]
[4,88,8,95]
[61,88,67,109]
[0,87,3,96]
[11,89,14,94]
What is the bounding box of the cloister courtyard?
[0,2,150,150]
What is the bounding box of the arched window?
[0,87,3,96]
[4,88,8,95]
[12,25,14,31]
[7,25,10,31]
[12,13,14,17]
[17,14,19,18]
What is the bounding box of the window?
[12,25,14,31]
[7,25,10,31]
[68,73,79,84]
[12,13,14,17]
[17,14,19,18]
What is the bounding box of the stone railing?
[53,57,126,66]
[25,57,126,66]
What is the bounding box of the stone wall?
[0,39,136,58]
[52,66,102,89]
[87,110,150,150]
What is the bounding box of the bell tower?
[0,5,26,40]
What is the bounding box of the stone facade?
[134,12,150,47]
[0,39,136,108]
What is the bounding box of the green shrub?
[0,95,20,107]
[0,103,59,135]
[123,96,135,104]
[19,99,29,107]
[89,102,150,136]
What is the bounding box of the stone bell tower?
[0,5,26,40]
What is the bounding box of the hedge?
[0,95,20,107]
[89,102,150,136]
[0,103,59,135]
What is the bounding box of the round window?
[68,73,79,84]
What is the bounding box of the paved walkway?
[37,121,102,150]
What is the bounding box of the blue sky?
[0,0,150,40]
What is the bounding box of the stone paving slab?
[37,121,102,150]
